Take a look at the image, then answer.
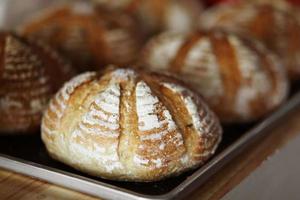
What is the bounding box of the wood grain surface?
[1,107,300,200]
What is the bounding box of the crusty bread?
[0,32,74,134]
[19,2,142,72]
[92,0,202,34]
[199,3,300,79]
[140,30,289,123]
[41,67,222,182]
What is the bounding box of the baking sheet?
[0,123,251,196]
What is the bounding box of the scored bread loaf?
[92,0,203,34]
[199,3,300,79]
[140,30,289,123]
[0,32,74,134]
[41,67,222,182]
[19,2,142,72]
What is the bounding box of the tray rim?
[1,92,300,200]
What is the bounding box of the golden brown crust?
[214,32,258,121]
[140,30,289,123]
[41,67,222,182]
[148,73,222,162]
[0,32,74,134]
[19,3,142,72]
[170,31,205,73]
[199,3,300,79]
[93,0,202,35]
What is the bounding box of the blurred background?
[1,0,299,29]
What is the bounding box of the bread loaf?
[41,67,222,181]
[92,0,202,34]
[0,32,74,134]
[19,2,142,72]
[199,3,300,79]
[140,30,289,123]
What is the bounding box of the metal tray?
[1,85,300,200]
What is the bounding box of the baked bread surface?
[20,2,142,72]
[92,0,202,34]
[0,32,73,134]
[141,30,289,123]
[41,67,222,182]
[199,3,300,79]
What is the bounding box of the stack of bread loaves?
[0,1,295,182]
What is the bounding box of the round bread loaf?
[92,0,202,34]
[19,2,142,72]
[199,3,300,79]
[41,67,222,182]
[0,32,74,134]
[140,30,289,123]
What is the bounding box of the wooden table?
[1,107,300,200]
